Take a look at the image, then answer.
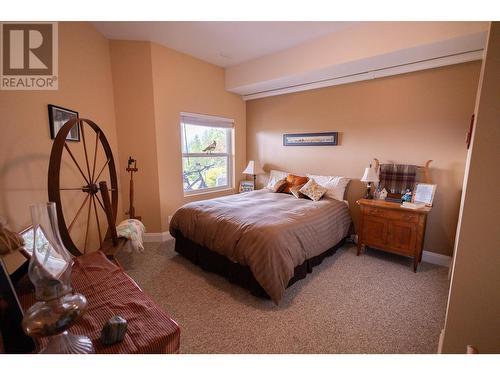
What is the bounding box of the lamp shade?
[360,167,379,183]
[242,160,263,175]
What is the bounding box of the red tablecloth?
[17,251,180,354]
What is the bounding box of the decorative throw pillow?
[266,170,289,190]
[271,178,288,193]
[299,179,327,201]
[306,174,350,201]
[290,183,308,199]
[283,174,309,194]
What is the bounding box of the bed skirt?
[172,231,347,299]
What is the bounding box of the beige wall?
[0,22,120,270]
[109,41,163,232]
[440,22,500,354]
[109,41,246,233]
[246,62,481,255]
[150,42,246,231]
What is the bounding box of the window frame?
[180,112,234,197]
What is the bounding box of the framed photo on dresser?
[239,180,255,193]
[413,183,437,206]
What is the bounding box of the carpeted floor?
[115,239,450,354]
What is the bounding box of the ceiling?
[92,21,356,67]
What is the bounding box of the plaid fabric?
[379,164,417,194]
[17,251,180,354]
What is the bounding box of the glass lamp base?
[364,183,374,199]
[40,331,95,354]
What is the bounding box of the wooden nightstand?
[356,198,431,272]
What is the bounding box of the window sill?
[183,187,235,198]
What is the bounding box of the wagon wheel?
[48,118,122,257]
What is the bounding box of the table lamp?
[242,160,263,187]
[22,202,94,353]
[361,166,379,199]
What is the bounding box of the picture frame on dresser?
[239,180,255,193]
[413,183,437,206]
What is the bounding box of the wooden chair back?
[372,158,433,184]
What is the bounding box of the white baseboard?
[143,231,173,243]
[422,251,452,267]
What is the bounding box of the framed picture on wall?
[283,132,338,146]
[48,104,80,141]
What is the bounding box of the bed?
[169,189,352,303]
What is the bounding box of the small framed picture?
[239,180,255,193]
[412,183,437,206]
[283,132,338,146]
[48,104,80,141]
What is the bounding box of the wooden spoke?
[64,143,90,185]
[91,130,101,183]
[83,193,92,253]
[94,194,105,213]
[80,121,93,183]
[60,187,113,191]
[68,194,90,233]
[94,157,111,183]
[92,196,103,248]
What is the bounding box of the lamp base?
[364,183,374,199]
[40,331,95,354]
[23,293,94,354]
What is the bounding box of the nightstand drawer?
[364,206,419,223]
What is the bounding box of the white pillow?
[266,169,289,189]
[306,174,350,201]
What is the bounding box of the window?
[180,113,234,195]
